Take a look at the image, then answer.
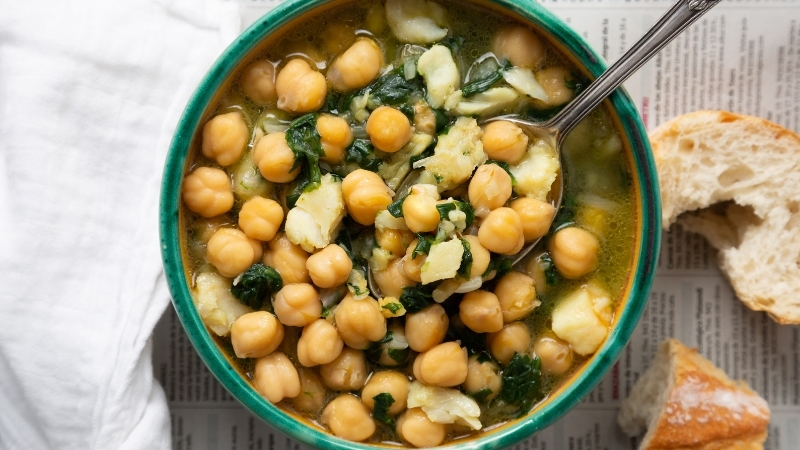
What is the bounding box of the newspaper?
[153,0,800,448]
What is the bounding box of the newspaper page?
[152,0,800,448]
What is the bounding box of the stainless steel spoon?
[368,0,720,297]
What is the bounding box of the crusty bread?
[618,339,770,450]
[651,110,800,324]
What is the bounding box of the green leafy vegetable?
[387,347,409,364]
[476,351,493,364]
[382,302,403,314]
[334,226,368,271]
[486,160,517,186]
[457,238,473,279]
[454,200,475,228]
[461,59,512,97]
[500,353,543,416]
[440,36,465,55]
[435,202,457,221]
[523,105,562,122]
[398,284,435,313]
[540,253,560,286]
[446,321,485,354]
[468,387,494,403]
[409,138,436,165]
[398,103,415,121]
[564,72,589,96]
[483,254,514,278]
[365,331,399,364]
[231,263,283,310]
[285,113,324,187]
[366,67,423,106]
[387,195,407,218]
[411,233,435,259]
[372,393,396,427]
[432,109,449,132]
[551,195,578,231]
[345,139,382,172]
[321,91,342,114]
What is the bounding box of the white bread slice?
[651,110,800,324]
[618,339,770,450]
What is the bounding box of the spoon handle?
[545,0,721,143]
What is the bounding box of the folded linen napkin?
[0,0,242,448]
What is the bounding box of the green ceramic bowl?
[160,0,661,448]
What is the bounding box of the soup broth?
[180,0,636,446]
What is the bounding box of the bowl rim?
[159,0,662,448]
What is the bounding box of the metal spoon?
[368,0,720,297]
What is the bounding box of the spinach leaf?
[334,225,368,271]
[411,233,435,259]
[398,103,415,121]
[457,238,473,279]
[551,195,578,231]
[372,393,396,428]
[285,113,324,187]
[468,387,494,403]
[231,263,283,310]
[365,331,394,361]
[345,139,382,172]
[320,91,342,114]
[409,137,437,165]
[446,321,485,354]
[387,195,407,218]
[486,160,517,186]
[564,72,590,96]
[540,252,560,286]
[454,200,475,228]
[476,351,493,364]
[387,347,409,364]
[398,284,434,313]
[435,202,457,221]
[461,59,512,97]
[440,36,465,55]
[500,353,543,416]
[433,109,449,132]
[483,254,514,278]
[381,302,403,314]
[368,67,423,106]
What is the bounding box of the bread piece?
[651,110,800,324]
[618,339,770,450]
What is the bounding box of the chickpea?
[341,169,393,226]
[402,239,426,282]
[334,296,387,349]
[297,319,344,366]
[327,38,383,91]
[320,347,368,391]
[206,228,262,278]
[463,235,490,279]
[462,354,502,401]
[240,60,277,105]
[459,290,504,333]
[468,164,513,213]
[549,226,599,279]
[321,394,376,442]
[238,197,284,242]
[494,272,538,323]
[486,322,531,365]
[361,371,410,415]
[201,111,248,167]
[477,207,525,255]
[262,233,311,284]
[275,58,327,113]
[182,167,234,218]
[273,283,322,327]
[230,311,284,359]
[377,322,409,366]
[510,197,555,242]
[481,121,529,164]
[305,244,352,289]
[412,342,468,387]
[372,258,415,298]
[414,102,437,136]
[536,66,576,106]
[376,227,414,258]
[402,185,440,233]
[405,304,449,352]
[366,106,413,153]
[316,114,354,164]
[321,22,355,55]
[253,352,301,403]
[292,368,326,414]
[534,333,574,375]
[396,408,447,448]
[252,132,301,183]
[492,26,545,69]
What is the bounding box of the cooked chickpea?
[201,111,248,167]
[396,408,447,448]
[463,235,490,279]
[341,169,393,225]
[238,197,284,242]
[272,283,322,327]
[206,228,262,278]
[262,233,310,284]
[377,322,409,366]
[321,394,376,442]
[469,164,513,213]
[486,322,531,365]
[459,290,503,333]
[477,207,525,255]
[182,167,233,218]
[320,347,368,391]
[240,60,277,105]
[321,22,355,54]
[361,371,410,415]
[481,121,529,164]
[253,352,301,403]
[413,342,468,387]
[510,197,555,242]
[462,354,502,401]
[405,304,449,352]
[373,258,415,298]
[306,244,352,288]
[297,319,344,366]
[252,132,301,183]
[327,38,383,91]
[402,239,426,282]
[334,296,387,349]
[414,102,437,136]
[316,114,354,164]
[494,272,538,323]
[402,185,440,233]
[366,106,413,153]
[492,26,545,69]
[292,368,326,414]
[230,311,284,359]
[549,226,599,279]
[275,58,327,113]
[376,227,414,258]
[536,66,576,106]
[534,333,574,375]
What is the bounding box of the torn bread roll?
[651,110,800,324]
[618,339,770,450]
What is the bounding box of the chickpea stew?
[177,0,637,446]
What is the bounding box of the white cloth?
[0,0,241,448]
